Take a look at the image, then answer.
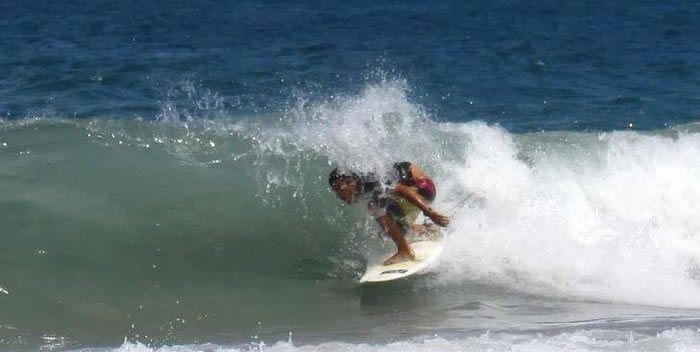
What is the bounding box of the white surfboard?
[359,227,445,283]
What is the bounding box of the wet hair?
[329,168,381,197]
[328,168,361,191]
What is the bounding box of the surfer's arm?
[392,184,450,227]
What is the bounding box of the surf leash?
[446,192,475,216]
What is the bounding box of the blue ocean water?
[1,1,698,129]
[1,1,700,351]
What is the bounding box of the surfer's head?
[329,168,362,204]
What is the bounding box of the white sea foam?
[79,329,700,352]
[438,124,700,308]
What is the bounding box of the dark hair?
[328,167,361,190]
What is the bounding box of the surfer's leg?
[375,214,415,265]
[368,197,416,264]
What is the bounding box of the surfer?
[329,162,450,265]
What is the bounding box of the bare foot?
[383,250,415,265]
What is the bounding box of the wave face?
[1,80,699,350]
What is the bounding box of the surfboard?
[359,226,445,283]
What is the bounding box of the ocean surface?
[1,1,699,351]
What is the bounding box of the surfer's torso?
[360,162,437,232]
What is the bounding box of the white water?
[439,123,700,308]
[82,328,700,352]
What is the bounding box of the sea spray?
[439,126,700,307]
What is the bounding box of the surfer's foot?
[383,250,415,265]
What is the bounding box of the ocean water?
[1,1,699,351]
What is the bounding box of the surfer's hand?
[426,208,450,227]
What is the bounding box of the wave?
[204,79,700,308]
[2,79,699,310]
